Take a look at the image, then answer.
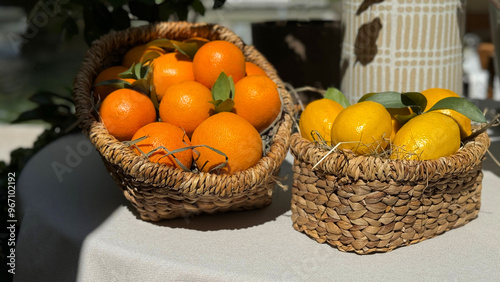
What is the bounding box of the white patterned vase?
[340,0,466,104]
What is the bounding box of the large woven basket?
[290,130,490,254]
[73,22,295,221]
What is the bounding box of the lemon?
[331,101,392,155]
[421,88,472,139]
[299,98,344,144]
[390,112,460,160]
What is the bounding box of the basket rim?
[289,128,490,183]
[73,21,295,197]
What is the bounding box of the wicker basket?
[290,130,490,254]
[73,22,295,221]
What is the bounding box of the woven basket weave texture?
[73,22,295,221]
[290,130,490,254]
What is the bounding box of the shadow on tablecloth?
[123,160,294,231]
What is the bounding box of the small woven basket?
[290,130,490,254]
[73,22,295,221]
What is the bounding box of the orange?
[93,66,135,101]
[331,101,392,155]
[193,40,246,89]
[191,112,262,174]
[245,62,267,76]
[121,44,166,68]
[420,88,472,139]
[159,81,215,138]
[151,52,195,101]
[233,75,281,132]
[131,122,193,169]
[99,88,157,141]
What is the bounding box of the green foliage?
[0,90,78,179]
[210,72,235,113]
[0,2,227,280]
[95,62,153,97]
[428,97,487,123]
[324,87,350,108]
[358,91,487,124]
[0,89,79,282]
[359,91,411,108]
[147,39,200,59]
[28,0,227,45]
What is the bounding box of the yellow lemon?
[421,88,471,139]
[390,112,460,160]
[299,98,344,144]
[331,101,392,155]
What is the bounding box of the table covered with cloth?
[14,130,500,281]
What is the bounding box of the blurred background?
[0,0,498,161]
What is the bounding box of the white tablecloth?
[15,133,500,282]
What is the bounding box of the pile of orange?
[94,37,281,174]
[299,88,485,161]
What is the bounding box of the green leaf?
[108,0,128,8]
[140,63,150,79]
[426,97,487,123]
[228,76,235,99]
[141,51,161,64]
[209,99,223,107]
[175,5,189,21]
[171,41,199,59]
[11,106,57,124]
[111,6,131,31]
[361,91,410,108]
[190,0,206,16]
[158,1,175,20]
[149,85,160,109]
[394,112,418,124]
[214,98,235,113]
[94,79,131,89]
[117,62,149,80]
[213,0,226,9]
[146,39,197,57]
[11,104,72,124]
[229,76,236,99]
[145,69,158,109]
[324,87,350,108]
[29,91,55,105]
[133,0,155,4]
[134,63,142,78]
[357,92,376,103]
[402,92,427,114]
[146,39,176,50]
[130,79,150,96]
[211,72,232,101]
[128,0,156,21]
[82,3,113,45]
[117,62,137,79]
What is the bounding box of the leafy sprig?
[26,0,227,46]
[358,91,487,124]
[209,72,236,113]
